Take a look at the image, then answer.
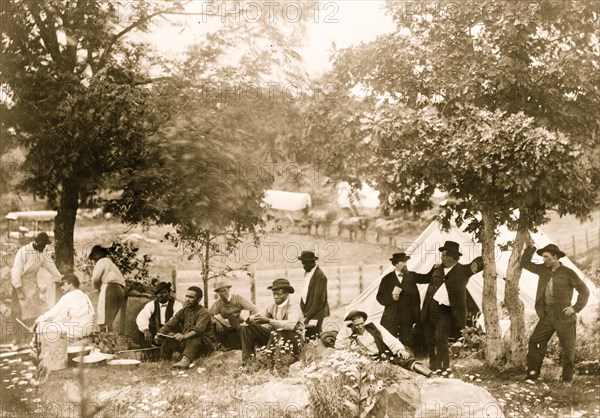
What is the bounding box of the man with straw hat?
[209,278,258,350]
[239,278,304,366]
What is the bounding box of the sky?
[141,0,396,77]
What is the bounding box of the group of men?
[133,250,330,368]
[371,240,589,385]
[11,233,590,383]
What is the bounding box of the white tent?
[345,221,599,334]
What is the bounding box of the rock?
[247,378,309,411]
[366,380,421,418]
[416,379,504,417]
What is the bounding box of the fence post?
[379,265,384,275]
[572,235,577,259]
[250,268,256,305]
[585,230,589,252]
[337,267,342,308]
[171,263,177,296]
[358,262,364,294]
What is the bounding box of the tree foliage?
[300,0,600,365]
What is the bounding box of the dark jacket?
[300,266,330,324]
[149,298,176,335]
[376,270,420,336]
[520,247,589,323]
[412,257,483,330]
[350,323,390,359]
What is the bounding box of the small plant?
[451,325,486,359]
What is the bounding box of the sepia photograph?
[1,1,599,417]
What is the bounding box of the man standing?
[239,278,304,366]
[35,274,95,339]
[11,233,62,336]
[156,286,217,369]
[298,250,330,339]
[410,241,482,371]
[376,252,420,348]
[335,310,432,377]
[521,244,589,385]
[209,279,258,350]
[136,282,183,351]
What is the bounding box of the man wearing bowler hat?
[298,250,330,339]
[209,279,258,350]
[377,252,420,348]
[239,278,304,366]
[409,240,483,371]
[11,232,63,340]
[136,281,183,354]
[521,243,589,385]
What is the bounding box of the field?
[1,212,599,418]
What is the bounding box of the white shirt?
[395,270,404,284]
[11,243,62,288]
[274,298,289,320]
[136,299,183,332]
[301,266,316,303]
[36,289,95,338]
[433,266,453,306]
[91,258,126,287]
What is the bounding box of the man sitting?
[135,282,183,356]
[239,278,304,366]
[209,279,258,350]
[35,274,95,340]
[335,310,432,377]
[156,286,217,369]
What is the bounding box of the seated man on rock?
[156,286,217,369]
[136,281,183,356]
[209,279,258,350]
[335,310,432,378]
[35,274,95,340]
[239,278,304,366]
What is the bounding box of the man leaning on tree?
[521,244,589,385]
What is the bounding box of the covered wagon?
[262,190,312,233]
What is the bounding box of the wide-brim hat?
[35,232,51,245]
[88,245,109,260]
[267,278,295,293]
[389,252,410,263]
[298,250,318,261]
[536,244,565,259]
[214,279,232,292]
[154,281,172,294]
[344,310,368,322]
[439,241,462,257]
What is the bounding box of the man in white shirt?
[239,278,304,366]
[410,241,483,371]
[298,250,329,340]
[335,310,432,377]
[11,233,63,340]
[35,274,95,340]
[136,282,183,354]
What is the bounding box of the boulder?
[416,379,504,418]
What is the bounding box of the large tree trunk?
[503,227,532,368]
[54,178,79,273]
[480,210,503,367]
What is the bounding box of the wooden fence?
[172,263,387,309]
[554,227,600,268]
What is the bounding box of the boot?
[172,356,191,369]
[411,361,433,378]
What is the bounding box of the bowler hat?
[214,279,232,292]
[35,232,51,245]
[439,241,462,257]
[536,244,566,259]
[389,252,410,264]
[267,278,295,294]
[344,310,368,322]
[154,281,172,294]
[88,245,109,260]
[298,250,318,261]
